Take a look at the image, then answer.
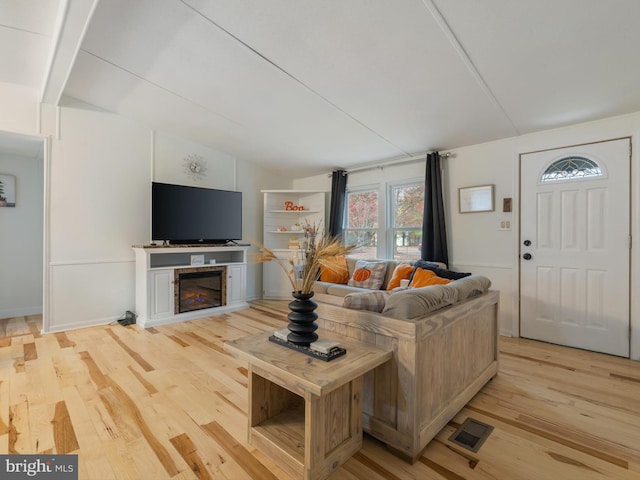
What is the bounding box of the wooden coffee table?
[225,330,392,480]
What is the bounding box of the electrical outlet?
[499,220,511,231]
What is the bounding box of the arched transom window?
[540,155,603,183]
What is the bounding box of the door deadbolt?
[523,240,532,246]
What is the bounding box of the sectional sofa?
[311,257,499,461]
[314,257,492,320]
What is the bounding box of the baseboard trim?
[138,303,250,328]
[43,314,121,333]
[0,306,43,319]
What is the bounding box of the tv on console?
[152,182,242,245]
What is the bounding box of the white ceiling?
[3,0,640,177]
[0,130,44,158]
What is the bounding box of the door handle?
[522,253,532,260]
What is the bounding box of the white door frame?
[512,135,639,360]
[42,135,51,334]
[0,129,49,332]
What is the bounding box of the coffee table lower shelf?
[250,405,305,472]
[225,330,392,480]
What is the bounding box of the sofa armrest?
[343,291,390,313]
[382,274,492,320]
[382,285,458,319]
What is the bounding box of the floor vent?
[448,418,494,453]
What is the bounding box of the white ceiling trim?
[41,0,100,104]
[423,0,519,136]
[0,131,45,159]
[77,49,246,128]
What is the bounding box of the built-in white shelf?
[261,190,326,300]
[268,210,322,213]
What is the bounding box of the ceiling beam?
[420,0,519,136]
[40,0,100,105]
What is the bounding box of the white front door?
[519,138,631,357]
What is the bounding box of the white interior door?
[520,138,631,357]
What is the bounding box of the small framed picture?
[459,185,494,213]
[190,254,205,265]
[0,174,16,207]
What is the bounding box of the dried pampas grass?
[254,224,354,294]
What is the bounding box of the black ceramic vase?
[287,291,318,346]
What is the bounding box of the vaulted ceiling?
[3,0,640,177]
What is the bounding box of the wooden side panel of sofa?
[314,290,499,462]
[415,291,499,455]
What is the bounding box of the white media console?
[132,244,249,328]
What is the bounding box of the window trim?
[343,178,425,260]
[343,185,383,258]
[388,178,424,260]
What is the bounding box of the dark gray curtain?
[421,152,449,266]
[328,169,348,237]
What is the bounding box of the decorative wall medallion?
[182,154,207,181]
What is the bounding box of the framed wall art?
[0,174,16,207]
[458,184,494,213]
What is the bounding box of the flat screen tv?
[152,182,242,245]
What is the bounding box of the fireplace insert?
[174,266,226,314]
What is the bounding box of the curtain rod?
[328,151,453,176]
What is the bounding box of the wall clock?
[182,153,207,181]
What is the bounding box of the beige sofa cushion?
[382,274,491,320]
[325,284,374,297]
[343,291,391,312]
[448,274,492,300]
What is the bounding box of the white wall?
[445,140,516,338]
[295,111,640,360]
[237,161,293,300]
[153,131,237,189]
[0,83,284,331]
[448,111,640,360]
[46,104,150,331]
[3,81,639,357]
[152,128,294,300]
[0,152,43,318]
[0,83,39,135]
[43,104,286,330]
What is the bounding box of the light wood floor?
[0,314,42,339]
[1,302,639,479]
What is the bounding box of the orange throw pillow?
[386,264,415,290]
[319,255,349,284]
[409,268,453,288]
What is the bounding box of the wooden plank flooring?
[1,303,640,479]
[0,314,43,341]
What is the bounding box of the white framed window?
[343,179,425,260]
[389,181,424,261]
[343,188,379,259]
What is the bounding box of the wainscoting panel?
[47,260,135,332]
[450,262,515,336]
